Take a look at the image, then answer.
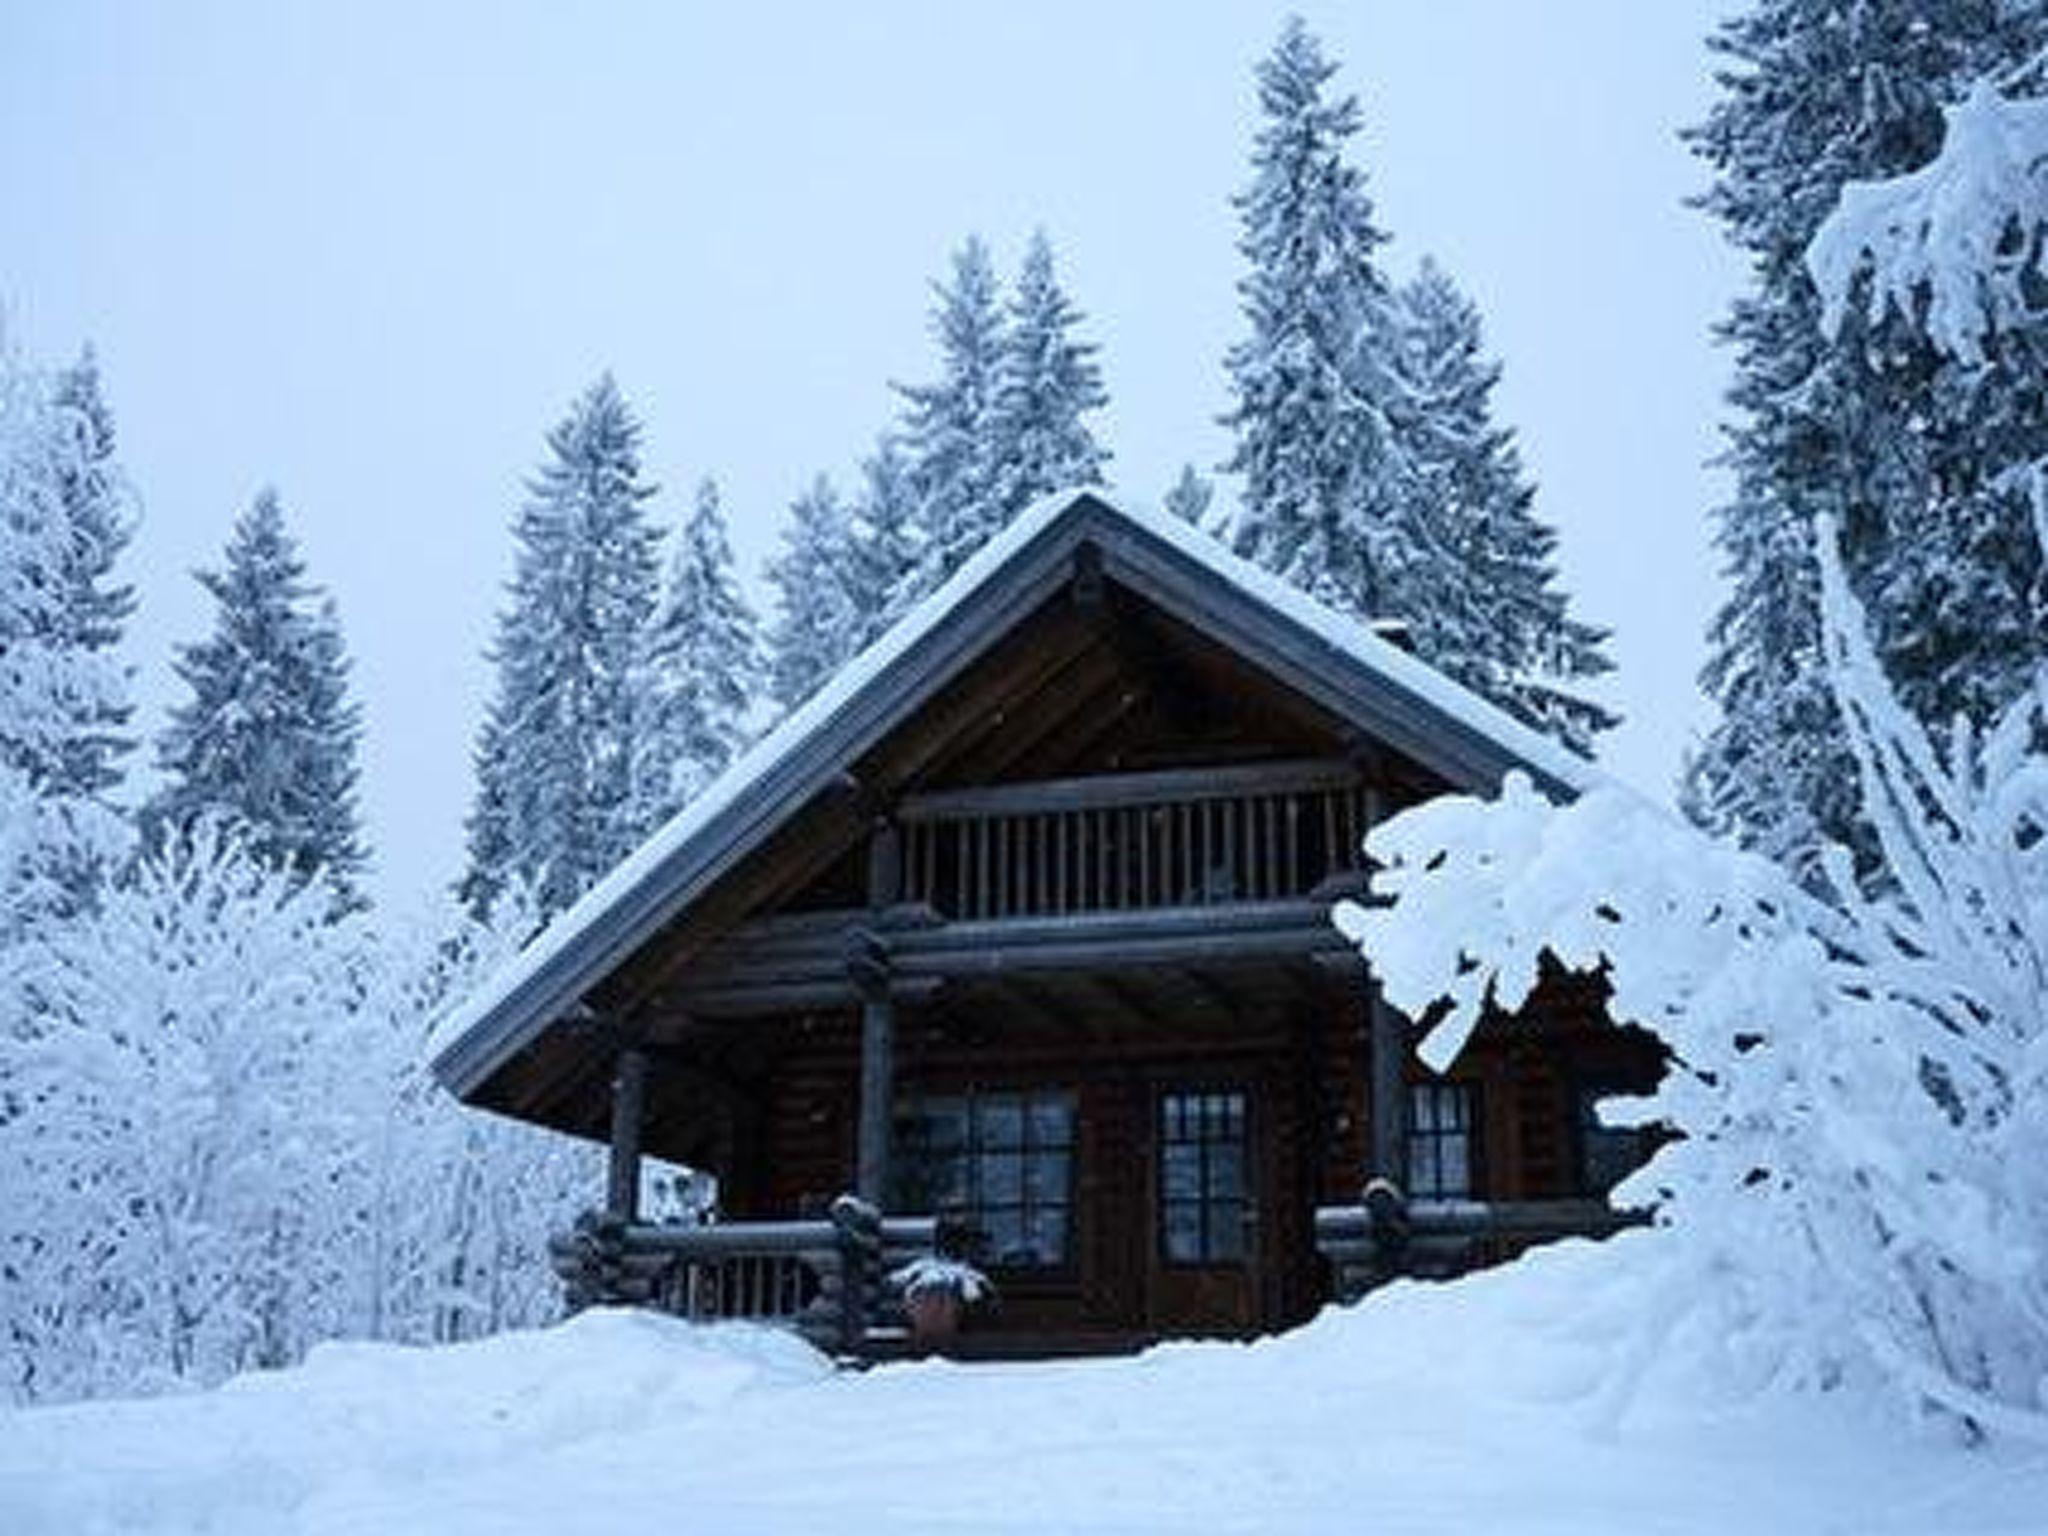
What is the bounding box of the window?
[892,1092,1075,1269]
[1159,1090,1249,1264]
[1578,1084,1651,1197]
[1406,1082,1477,1198]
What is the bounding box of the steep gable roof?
[431,489,1601,1100]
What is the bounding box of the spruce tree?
[146,488,365,903]
[0,339,132,930]
[990,230,1109,517]
[460,374,661,921]
[845,434,920,646]
[896,237,1008,599]
[46,347,136,801]
[1683,0,2047,869]
[766,474,860,712]
[1221,18,1418,622]
[1163,464,1213,526]
[1393,258,1615,754]
[634,478,760,829]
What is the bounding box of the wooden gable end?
[466,543,1453,1141]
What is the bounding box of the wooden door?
[1145,1087,1259,1336]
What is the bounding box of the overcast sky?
[3,2,1744,908]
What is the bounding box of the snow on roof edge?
[429,486,1605,1077]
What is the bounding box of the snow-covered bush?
[0,841,597,1405]
[1342,534,2048,1437]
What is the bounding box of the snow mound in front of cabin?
[6,1232,2046,1535]
[0,1310,830,1535]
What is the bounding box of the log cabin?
[430,489,1663,1358]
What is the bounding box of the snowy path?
[6,1235,2045,1534]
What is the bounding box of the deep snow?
[6,1232,2045,1535]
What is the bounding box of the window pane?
[1163,1201,1203,1262]
[1024,1149,1071,1204]
[1438,1136,1470,1198]
[982,1206,1026,1266]
[1162,1143,1202,1200]
[1209,1144,1244,1201]
[980,1150,1024,1205]
[1028,1207,1069,1265]
[1028,1097,1073,1148]
[979,1097,1023,1150]
[1207,1201,1246,1262]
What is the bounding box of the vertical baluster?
[1197,799,1212,903]
[974,819,989,918]
[1176,801,1192,904]
[1054,811,1067,914]
[1139,805,1153,905]
[1094,808,1108,910]
[1277,798,1294,897]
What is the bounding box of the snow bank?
[6,1235,2044,1534]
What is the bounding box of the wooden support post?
[1368,985,1408,1192]
[856,981,894,1206]
[607,1044,650,1221]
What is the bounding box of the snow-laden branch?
[1808,79,2048,365]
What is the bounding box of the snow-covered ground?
[5,1233,2044,1535]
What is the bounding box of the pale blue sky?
[2,2,1742,906]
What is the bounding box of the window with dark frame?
[1406,1081,1477,1199]
[891,1091,1075,1270]
[1159,1090,1250,1264]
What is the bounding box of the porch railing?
[896,760,1369,922]
[549,1195,941,1355]
[1315,1183,1649,1301]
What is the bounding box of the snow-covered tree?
[44,346,136,802]
[1683,1,2047,872]
[990,230,1108,516]
[145,487,364,906]
[1346,82,2048,1441]
[3,829,367,1397]
[461,374,662,922]
[1345,518,2048,1439]
[1,852,600,1403]
[845,434,920,646]
[766,474,861,712]
[1392,258,1616,755]
[0,339,132,928]
[896,237,1008,599]
[634,478,760,828]
[1221,19,1418,623]
[1163,463,1213,526]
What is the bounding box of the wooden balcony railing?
[549,1195,941,1355]
[896,759,1370,922]
[1315,1184,1649,1301]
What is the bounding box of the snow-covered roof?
[431,489,1602,1099]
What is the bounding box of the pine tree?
[634,478,760,829]
[896,237,1008,598]
[0,339,131,932]
[845,434,920,646]
[1163,464,1213,526]
[461,374,661,921]
[1683,0,2047,870]
[45,347,135,801]
[766,474,860,712]
[1221,18,1418,623]
[146,488,365,904]
[990,230,1109,517]
[1393,258,1615,754]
